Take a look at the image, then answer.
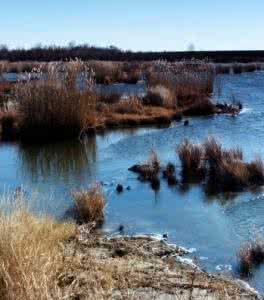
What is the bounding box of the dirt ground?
[58,224,260,300]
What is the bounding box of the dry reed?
[72,183,105,224]
[0,195,75,300]
[14,60,96,140]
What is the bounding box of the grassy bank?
[0,203,75,299]
[0,60,241,142]
[0,191,259,300]
[0,184,105,299]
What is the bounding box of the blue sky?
[1,0,263,51]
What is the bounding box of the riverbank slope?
[60,224,260,300]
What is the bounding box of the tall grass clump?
[163,162,177,185]
[72,183,105,225]
[238,237,264,275]
[203,137,225,178]
[13,60,96,140]
[177,139,205,181]
[146,61,216,113]
[215,160,250,191]
[203,137,257,191]
[177,137,264,192]
[0,195,75,300]
[247,158,264,185]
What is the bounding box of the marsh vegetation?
[0,60,242,142]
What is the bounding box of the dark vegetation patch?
[1,44,264,63]
[238,237,264,276]
[163,163,178,186]
[129,150,161,191]
[178,137,264,192]
[129,137,264,194]
[177,139,206,182]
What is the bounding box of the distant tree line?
[0,44,264,62]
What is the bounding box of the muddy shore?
[60,225,260,300]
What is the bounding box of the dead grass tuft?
[178,137,264,192]
[0,196,75,300]
[73,183,105,225]
[13,60,97,140]
[247,158,264,185]
[177,139,205,180]
[238,237,264,275]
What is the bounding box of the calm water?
[1,72,264,291]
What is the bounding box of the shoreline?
[0,101,240,142]
[63,225,260,299]
[81,103,240,135]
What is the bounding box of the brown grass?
[104,106,174,128]
[177,139,205,180]
[111,97,145,114]
[14,60,97,140]
[178,137,264,192]
[72,183,105,224]
[0,197,75,300]
[247,158,264,185]
[147,149,160,173]
[143,85,176,108]
[89,60,142,84]
[203,137,262,191]
[0,191,257,299]
[238,237,264,275]
[147,61,215,107]
[216,160,250,191]
[0,60,239,141]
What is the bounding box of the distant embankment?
[1,46,264,62]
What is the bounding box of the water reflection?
[18,136,97,184]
